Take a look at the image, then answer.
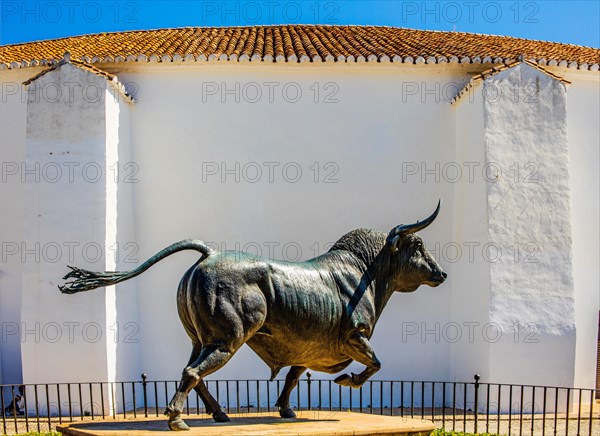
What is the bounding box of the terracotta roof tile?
[273,28,285,60]
[1,25,598,70]
[281,27,295,59]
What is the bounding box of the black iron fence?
[1,374,598,435]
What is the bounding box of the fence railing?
[1,374,598,435]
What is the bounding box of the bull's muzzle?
[429,271,447,286]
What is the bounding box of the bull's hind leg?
[165,343,240,431]
[164,343,201,431]
[194,380,230,422]
[274,366,306,418]
[180,343,230,422]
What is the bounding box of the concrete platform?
[57,411,436,435]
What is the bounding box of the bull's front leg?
[334,331,381,389]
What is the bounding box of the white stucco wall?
[482,64,576,390]
[111,89,141,384]
[0,70,30,384]
[452,82,491,387]
[0,60,597,409]
[19,63,122,388]
[565,73,600,390]
[446,62,600,412]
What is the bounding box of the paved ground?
[435,414,600,435]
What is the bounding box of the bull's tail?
[59,239,214,295]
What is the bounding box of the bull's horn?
[387,200,441,241]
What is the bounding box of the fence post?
[1,386,6,435]
[141,374,148,418]
[474,374,480,433]
[307,372,312,411]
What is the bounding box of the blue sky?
[0,1,598,47]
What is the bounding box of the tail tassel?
[59,266,131,294]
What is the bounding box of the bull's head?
[385,200,447,291]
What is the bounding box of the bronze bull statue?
[60,201,446,431]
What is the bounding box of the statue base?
[57,411,436,435]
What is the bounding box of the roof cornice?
[22,52,135,103]
[451,59,571,105]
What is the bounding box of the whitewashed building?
[0,26,598,406]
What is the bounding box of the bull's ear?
[388,200,441,239]
[386,233,400,252]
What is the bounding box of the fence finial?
[141,373,149,418]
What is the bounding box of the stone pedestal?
[56,411,436,435]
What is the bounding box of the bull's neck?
[361,262,390,320]
[371,277,415,321]
[370,256,417,320]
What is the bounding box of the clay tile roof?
[1,25,598,70]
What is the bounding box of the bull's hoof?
[167,417,190,431]
[212,410,231,422]
[164,408,190,431]
[279,407,297,419]
[334,373,361,388]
